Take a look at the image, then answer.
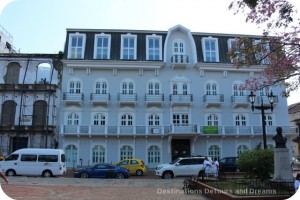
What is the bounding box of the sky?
[0,0,299,105]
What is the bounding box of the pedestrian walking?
[0,172,8,184]
[213,157,219,178]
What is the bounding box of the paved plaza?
[0,176,211,200]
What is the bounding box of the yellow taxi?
[115,158,147,176]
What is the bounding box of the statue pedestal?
[273,148,293,180]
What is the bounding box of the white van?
[0,148,66,177]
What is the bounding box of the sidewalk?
[1,177,211,200]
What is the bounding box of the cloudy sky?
[0,0,299,105]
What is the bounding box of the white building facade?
[60,25,297,169]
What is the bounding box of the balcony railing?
[90,93,110,105]
[203,94,224,107]
[60,125,297,136]
[117,93,137,105]
[170,94,193,105]
[231,95,249,108]
[171,55,189,69]
[63,92,84,105]
[144,94,164,106]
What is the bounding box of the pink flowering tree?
[228,0,300,96]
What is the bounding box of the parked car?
[74,163,130,179]
[291,156,300,168]
[154,156,211,179]
[219,157,240,172]
[115,158,146,176]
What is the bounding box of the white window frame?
[202,37,219,62]
[120,113,133,126]
[93,33,111,59]
[147,80,160,95]
[172,113,189,126]
[67,33,86,59]
[148,114,160,126]
[227,38,245,63]
[206,114,219,126]
[121,34,137,60]
[205,81,218,95]
[121,80,135,94]
[264,114,274,126]
[146,34,162,60]
[93,113,106,126]
[234,114,247,126]
[95,79,108,94]
[68,79,82,94]
[233,81,245,96]
[253,39,270,65]
[208,145,221,160]
[92,145,106,164]
[66,113,79,125]
[120,145,133,160]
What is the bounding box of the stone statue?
[272,127,287,148]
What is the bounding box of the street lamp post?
[248,91,275,149]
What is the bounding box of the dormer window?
[68,33,86,59]
[146,35,162,60]
[121,34,137,60]
[253,39,270,65]
[94,34,111,59]
[202,37,219,62]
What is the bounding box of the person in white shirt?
[203,156,212,177]
[213,157,219,178]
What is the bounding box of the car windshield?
[170,158,180,164]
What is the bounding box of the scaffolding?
[0,53,62,155]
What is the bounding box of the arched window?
[207,114,219,126]
[120,145,133,160]
[237,145,249,155]
[32,100,47,126]
[122,81,134,94]
[206,82,217,95]
[92,145,105,164]
[121,114,133,126]
[93,113,106,125]
[1,100,17,125]
[5,62,20,84]
[148,82,160,95]
[233,83,244,96]
[148,114,160,126]
[67,113,79,125]
[69,80,81,94]
[208,145,220,161]
[148,145,160,168]
[95,81,108,94]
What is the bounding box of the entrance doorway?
[171,139,190,161]
[11,137,28,152]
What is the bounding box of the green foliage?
[237,149,274,180]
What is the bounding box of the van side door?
[18,154,38,175]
